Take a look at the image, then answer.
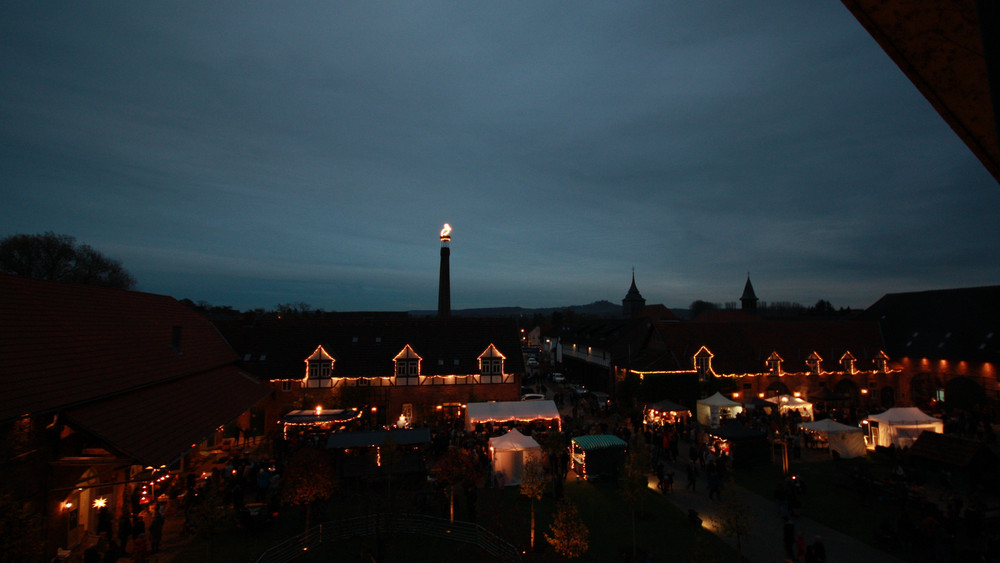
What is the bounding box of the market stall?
[281,408,362,440]
[769,395,814,421]
[696,392,743,427]
[570,434,627,480]
[865,407,943,448]
[704,422,770,468]
[798,419,866,459]
[465,400,562,431]
[489,429,542,486]
[644,399,691,428]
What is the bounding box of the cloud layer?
[2,2,997,311]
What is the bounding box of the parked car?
[521,393,546,401]
[588,391,612,409]
[552,373,565,383]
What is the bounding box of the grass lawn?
[174,475,740,562]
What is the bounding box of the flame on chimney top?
[440,223,452,242]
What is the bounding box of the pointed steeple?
[622,269,646,318]
[740,273,758,311]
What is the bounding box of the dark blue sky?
[2,2,998,312]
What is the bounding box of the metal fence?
[254,513,522,563]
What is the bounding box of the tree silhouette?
[716,486,754,558]
[545,497,589,558]
[0,232,136,289]
[435,446,477,522]
[0,492,42,562]
[621,435,651,558]
[282,446,336,532]
[519,458,546,550]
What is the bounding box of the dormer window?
[694,346,714,379]
[394,345,422,378]
[840,351,857,374]
[304,345,335,388]
[478,344,506,376]
[766,351,783,376]
[806,351,823,376]
[875,350,890,373]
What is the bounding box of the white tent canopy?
[696,392,743,427]
[866,407,944,448]
[489,429,542,486]
[769,395,814,421]
[465,400,561,431]
[798,419,866,458]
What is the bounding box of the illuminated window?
[840,351,856,374]
[393,345,422,379]
[806,352,823,375]
[694,346,713,379]
[303,345,336,388]
[478,344,506,376]
[767,351,783,376]
[875,351,890,373]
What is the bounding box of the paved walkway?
[649,452,904,563]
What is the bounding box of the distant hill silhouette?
[408,300,625,319]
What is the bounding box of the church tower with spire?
[622,271,646,318]
[740,274,758,311]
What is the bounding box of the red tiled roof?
[650,320,885,374]
[64,366,267,467]
[0,274,262,424]
[215,316,525,380]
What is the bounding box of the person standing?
[707,462,721,500]
[131,533,149,563]
[811,536,826,563]
[148,510,164,553]
[686,462,698,491]
[117,512,132,555]
[782,517,796,562]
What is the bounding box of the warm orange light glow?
[793,392,801,398]
[758,393,765,398]
[93,498,107,509]
[440,223,452,241]
[63,502,73,510]
[732,392,740,399]
[371,406,378,413]
[315,406,322,416]
[861,388,869,395]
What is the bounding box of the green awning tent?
[570,434,627,480]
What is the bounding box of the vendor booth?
[489,429,542,486]
[644,399,691,428]
[798,419,866,459]
[744,396,776,413]
[705,422,770,468]
[865,407,943,448]
[325,428,432,477]
[465,400,561,431]
[570,434,627,480]
[769,395,814,421]
[696,392,743,427]
[282,408,362,440]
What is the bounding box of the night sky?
[3,2,998,312]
